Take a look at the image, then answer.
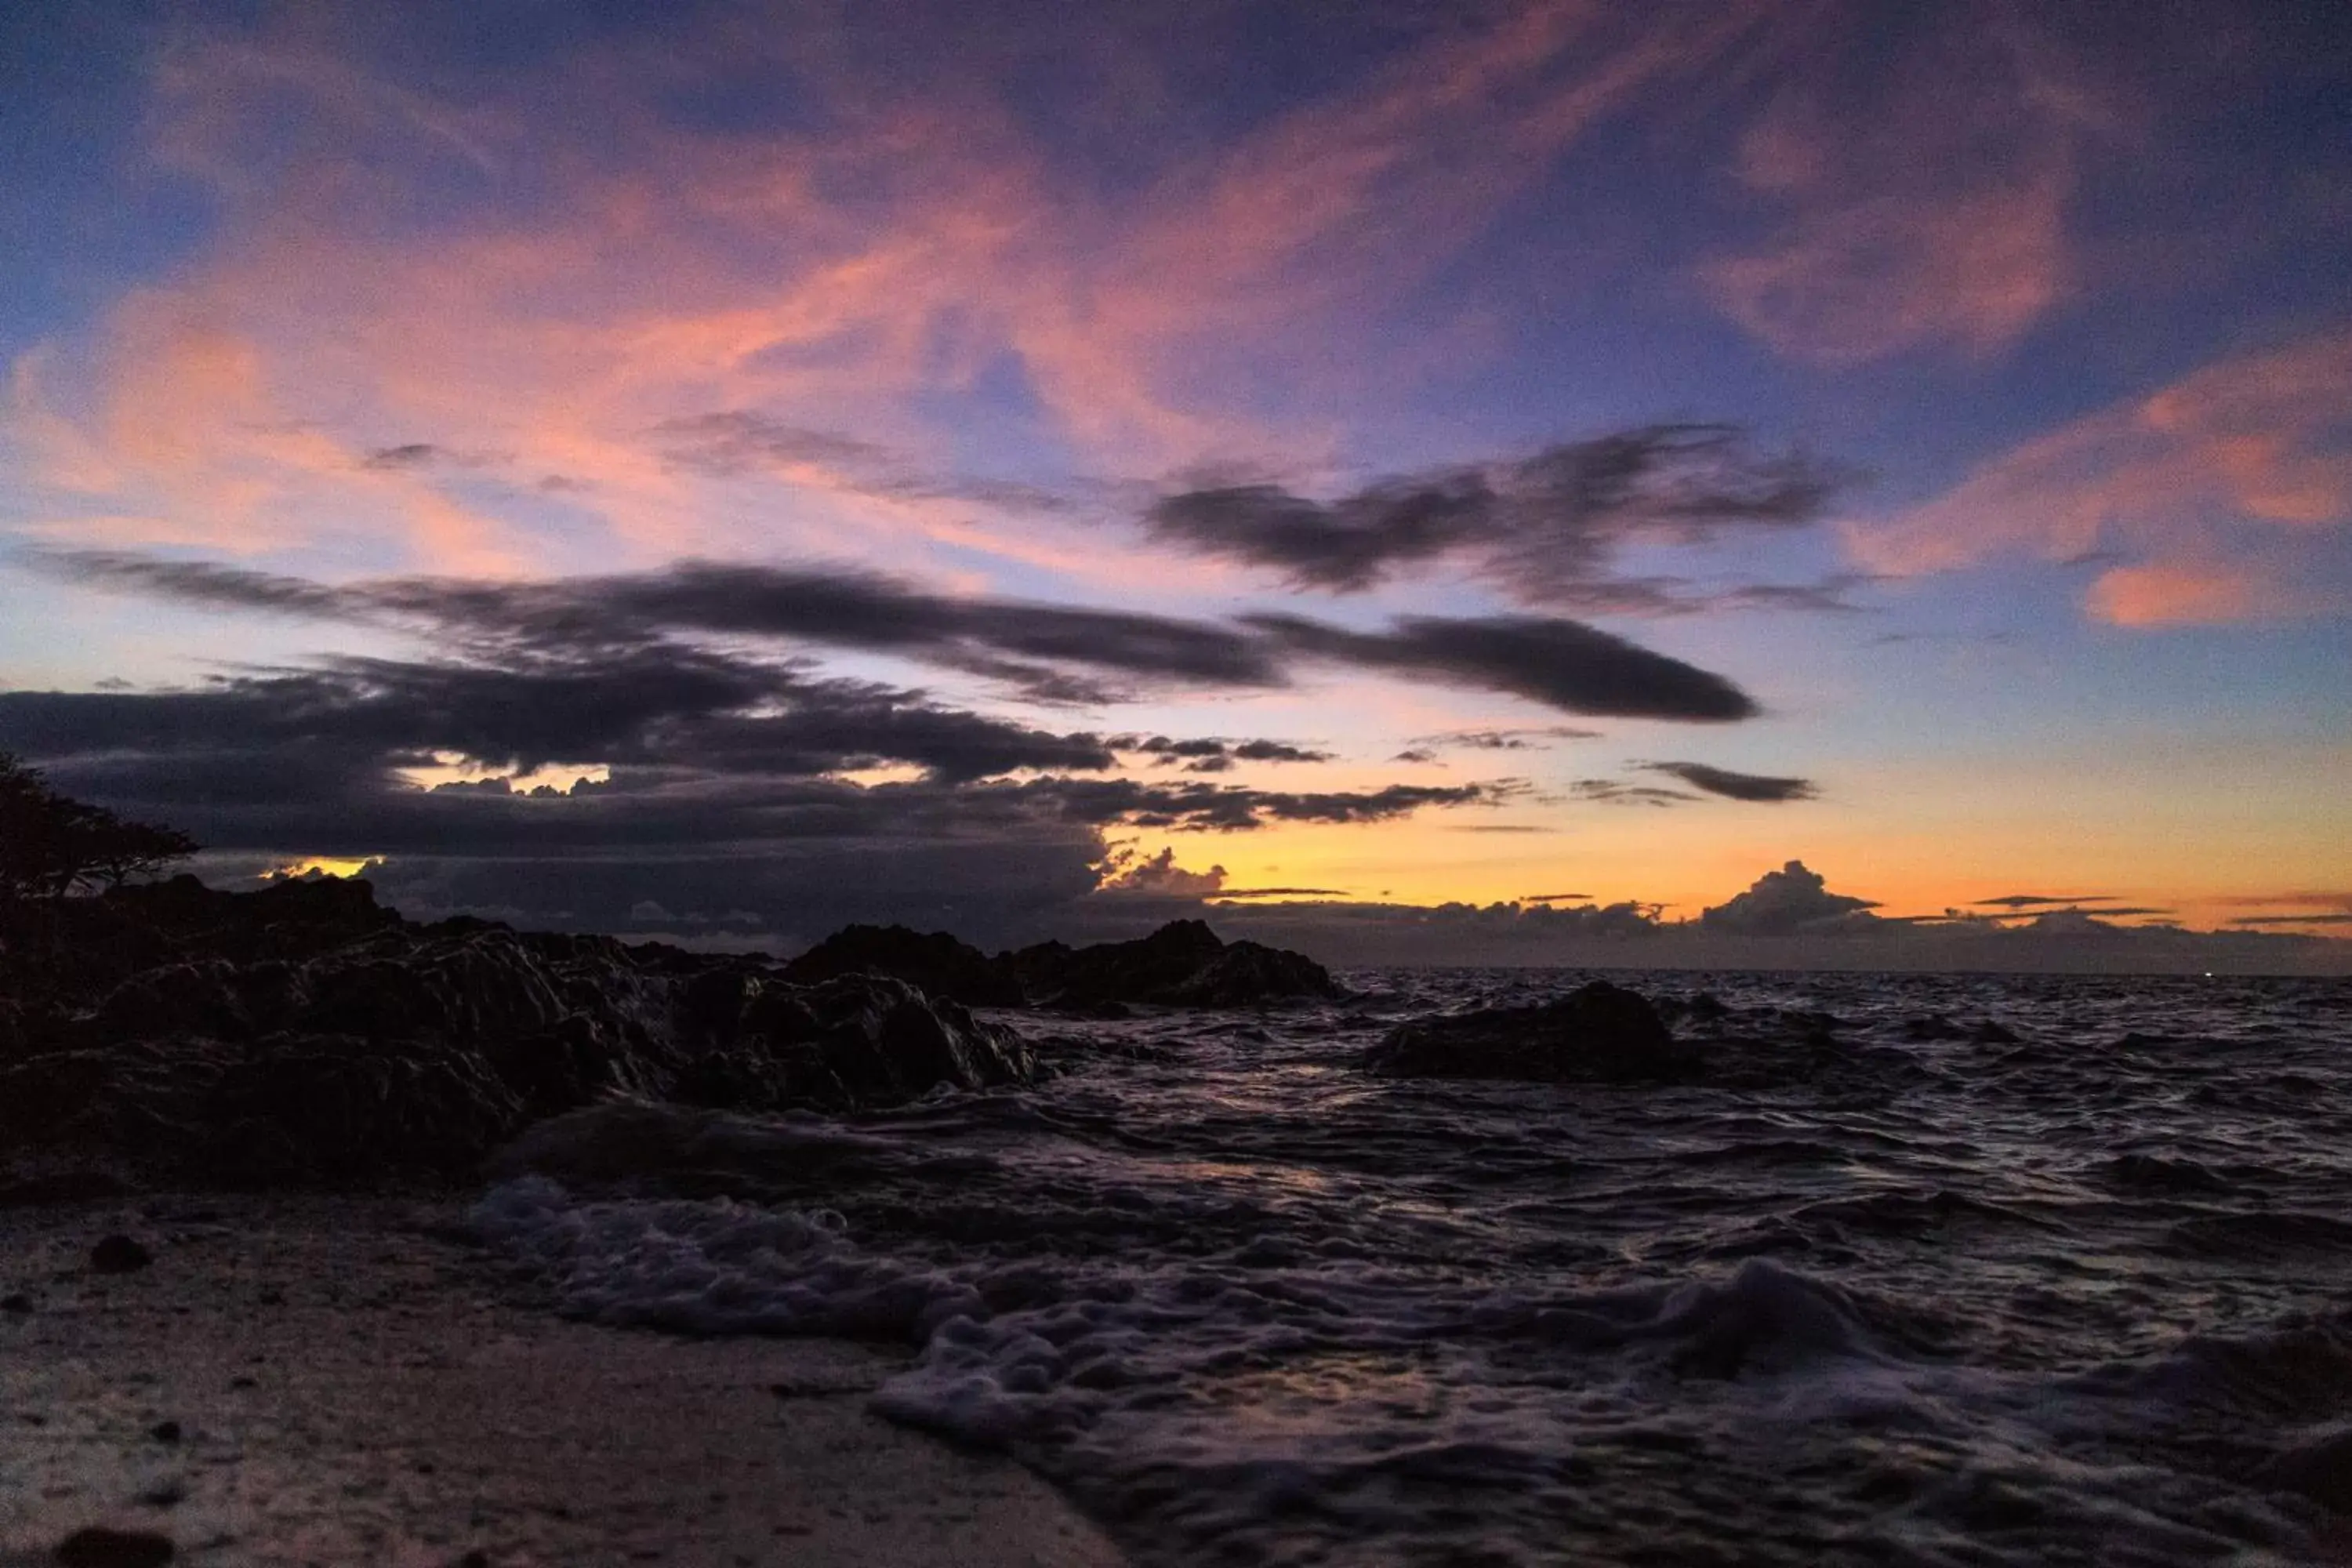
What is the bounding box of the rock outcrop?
[1365,980,1700,1084]
[1007,920,1341,1009]
[0,879,1031,1190]
[0,880,1334,1191]
[780,924,1026,1007]
[775,917,1341,1011]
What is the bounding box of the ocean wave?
[466,968,2352,1564]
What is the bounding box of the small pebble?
[459,1551,489,1568]
[89,1236,154,1275]
[52,1525,175,1567]
[2,1291,31,1313]
[150,1421,183,1443]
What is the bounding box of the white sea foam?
[472,969,2352,1564]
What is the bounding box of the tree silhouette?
[0,752,198,901]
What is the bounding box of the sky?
[1,0,2348,969]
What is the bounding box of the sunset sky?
[2,1,2347,959]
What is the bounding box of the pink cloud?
[5,4,1766,586]
[2082,562,2263,628]
[1700,16,2125,365]
[1849,328,2352,622]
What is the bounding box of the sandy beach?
[0,1194,1124,1568]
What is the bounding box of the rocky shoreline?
[0,879,1338,1195]
[1,875,1968,1199]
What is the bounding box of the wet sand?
[0,1195,1123,1568]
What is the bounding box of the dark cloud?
[1975,894,2120,909]
[35,550,1281,701]
[36,551,1761,722]
[1112,735,1335,766]
[0,640,1516,942]
[2234,913,2352,927]
[8,546,1768,938]
[1407,725,1602,750]
[361,443,506,472]
[1245,613,1758,721]
[1145,424,1843,608]
[1391,748,1439,764]
[2220,891,2352,910]
[1569,779,1695,808]
[1022,777,1511,833]
[1232,739,1330,762]
[1699,859,1879,935]
[363,442,441,470]
[1117,735,1229,759]
[1636,761,1817,802]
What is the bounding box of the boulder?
[701,973,1034,1110]
[1009,920,1339,1008]
[1366,980,1698,1084]
[781,924,1026,1007]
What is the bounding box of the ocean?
[474,968,2352,1566]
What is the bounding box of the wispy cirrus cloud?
[1407,725,1602,751]
[4,2,1769,579]
[1700,14,2124,365]
[1851,328,2352,624]
[1635,760,1817,802]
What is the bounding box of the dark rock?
[2,1291,31,1312]
[690,974,1033,1112]
[1971,1019,2020,1044]
[1901,1014,1969,1042]
[782,924,1026,1007]
[1366,981,1698,1084]
[89,1234,153,1274]
[53,1526,175,1567]
[1009,920,1339,1008]
[4,877,1054,1192]
[149,1420,181,1443]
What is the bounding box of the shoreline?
[0,1193,1123,1568]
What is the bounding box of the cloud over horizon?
[33,550,1766,723]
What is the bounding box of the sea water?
[474,969,2352,1565]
